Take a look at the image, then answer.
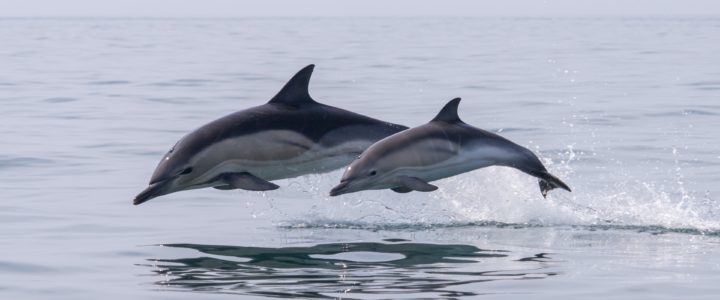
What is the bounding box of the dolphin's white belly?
[396,145,516,183]
[233,143,362,180]
[188,130,371,186]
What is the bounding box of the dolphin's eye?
[180,167,193,175]
[369,170,377,176]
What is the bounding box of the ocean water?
[1,17,720,299]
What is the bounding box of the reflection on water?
[143,242,559,299]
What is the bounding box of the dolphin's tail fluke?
[509,147,572,198]
[535,171,571,198]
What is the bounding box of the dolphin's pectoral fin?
[213,185,236,190]
[395,176,438,192]
[391,187,413,193]
[221,172,280,191]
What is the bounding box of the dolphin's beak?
[134,181,170,205]
[329,181,350,197]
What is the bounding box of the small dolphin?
[329,98,571,197]
[134,65,407,205]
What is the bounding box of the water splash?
[269,146,720,235]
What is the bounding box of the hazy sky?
[1,0,718,17]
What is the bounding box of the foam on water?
[270,146,720,235]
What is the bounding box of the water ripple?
[685,81,720,91]
[280,221,720,237]
[88,80,131,85]
[43,97,77,103]
[0,157,55,170]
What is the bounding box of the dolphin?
[134,64,407,205]
[329,98,571,197]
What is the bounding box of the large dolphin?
[134,65,407,205]
[329,98,571,197]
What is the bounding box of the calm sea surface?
[1,17,720,299]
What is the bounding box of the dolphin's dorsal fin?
[268,64,317,106]
[431,98,463,123]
